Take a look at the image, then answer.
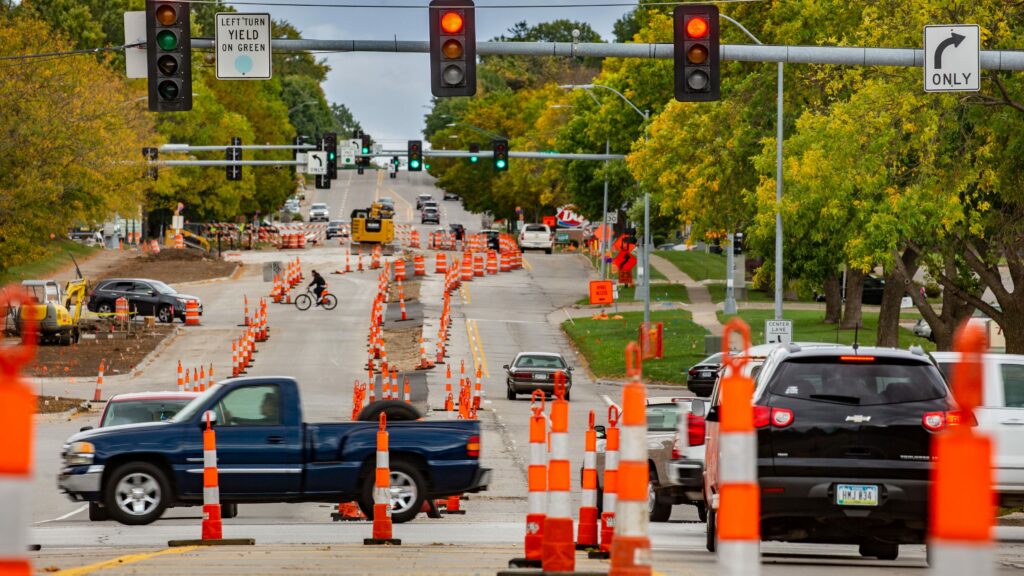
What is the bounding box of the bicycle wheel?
[321,294,338,311]
[294,293,312,311]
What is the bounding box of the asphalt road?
[25,169,1024,574]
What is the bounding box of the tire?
[649,480,672,523]
[97,302,113,315]
[564,389,571,402]
[321,294,338,311]
[357,400,421,422]
[222,502,238,519]
[696,502,708,523]
[157,305,174,324]
[506,384,516,400]
[860,542,899,561]
[103,461,170,525]
[358,459,426,524]
[294,293,312,311]
[88,501,108,521]
[545,248,553,255]
[706,507,717,552]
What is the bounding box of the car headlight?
[65,441,95,466]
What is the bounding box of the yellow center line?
[385,186,415,222]
[460,283,471,305]
[374,170,383,201]
[522,256,533,271]
[53,546,199,575]
[464,318,481,376]
[472,319,490,378]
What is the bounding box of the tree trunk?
[823,273,842,324]
[877,250,919,347]
[1003,311,1024,354]
[841,268,864,330]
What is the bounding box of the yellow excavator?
[17,256,88,345]
[350,203,395,245]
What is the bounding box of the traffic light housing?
[315,136,330,189]
[468,142,479,164]
[408,140,423,172]
[429,0,476,97]
[146,1,192,111]
[142,147,158,181]
[361,134,370,156]
[226,137,242,181]
[492,139,508,172]
[674,5,719,102]
[324,132,338,179]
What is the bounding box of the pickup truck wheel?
[357,400,421,422]
[358,460,426,524]
[104,462,169,525]
[649,480,672,522]
[88,502,108,521]
[696,502,708,523]
[222,502,238,519]
[706,508,717,552]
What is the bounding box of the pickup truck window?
[647,404,680,431]
[216,385,282,426]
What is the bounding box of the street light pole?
[601,138,610,280]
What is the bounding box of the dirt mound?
[25,324,176,378]
[140,248,211,263]
[38,395,88,414]
[102,251,238,285]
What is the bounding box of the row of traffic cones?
[176,360,215,393]
[270,257,303,304]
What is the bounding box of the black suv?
[88,278,202,323]
[704,344,956,561]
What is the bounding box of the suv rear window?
[767,358,946,406]
[525,225,547,232]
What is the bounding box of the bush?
[289,213,305,223]
[924,282,942,298]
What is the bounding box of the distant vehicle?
[703,344,954,560]
[416,194,433,209]
[284,201,300,215]
[913,306,1000,343]
[421,207,440,225]
[814,275,886,305]
[378,197,395,208]
[325,221,348,240]
[59,377,490,525]
[87,278,202,324]
[481,229,501,251]
[503,352,573,401]
[518,223,554,254]
[422,200,439,212]
[686,352,722,397]
[443,191,460,201]
[309,203,330,222]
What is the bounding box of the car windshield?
[767,358,947,406]
[149,281,176,295]
[514,355,566,369]
[102,399,193,426]
[170,385,223,423]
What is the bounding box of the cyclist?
[308,270,327,306]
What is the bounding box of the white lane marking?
[602,395,621,412]
[33,504,87,525]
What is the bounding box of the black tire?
[564,389,571,402]
[706,508,717,552]
[650,482,673,522]
[321,294,338,311]
[357,459,426,524]
[860,542,899,561]
[357,399,421,422]
[294,293,312,311]
[222,502,238,519]
[97,302,113,315]
[696,501,708,523]
[545,248,553,255]
[157,305,174,324]
[88,501,108,521]
[506,384,516,400]
[103,461,170,525]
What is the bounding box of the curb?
[130,325,185,378]
[172,263,245,288]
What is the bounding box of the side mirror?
[567,367,574,372]
[594,425,606,440]
[502,364,510,370]
[690,399,706,417]
[200,410,218,427]
[79,426,94,432]
[705,406,719,423]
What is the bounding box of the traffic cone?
[577,410,600,550]
[93,359,105,402]
[231,341,239,378]
[208,364,214,391]
[364,413,401,545]
[403,377,411,404]
[184,366,191,392]
[199,365,206,393]
[201,413,223,540]
[243,295,250,327]
[592,405,620,560]
[177,360,184,392]
[542,373,575,573]
[473,365,483,410]
[508,390,547,569]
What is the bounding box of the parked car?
[931,352,1024,507]
[913,306,1002,344]
[482,229,501,251]
[518,223,554,254]
[443,191,460,201]
[326,221,348,240]
[59,376,491,525]
[284,200,300,214]
[87,278,202,323]
[421,207,440,225]
[309,203,330,222]
[597,397,706,522]
[814,275,886,305]
[504,352,573,401]
[686,352,723,397]
[703,344,956,561]
[416,194,433,209]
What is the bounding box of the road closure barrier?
[930,321,993,576]
[610,343,652,576]
[577,409,599,550]
[716,318,758,576]
[365,413,401,546]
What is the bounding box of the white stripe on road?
[32,504,87,525]
[602,395,621,411]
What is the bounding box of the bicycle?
[294,288,338,311]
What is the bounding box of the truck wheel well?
[102,454,177,500]
[648,459,658,486]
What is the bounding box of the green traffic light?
[328,152,336,160]
[425,164,431,170]
[496,159,507,170]
[362,147,369,154]
[470,156,478,163]
[156,30,178,51]
[410,160,421,169]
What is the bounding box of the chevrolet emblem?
[845,415,872,423]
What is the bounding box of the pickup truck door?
[188,384,303,496]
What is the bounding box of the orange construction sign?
[589,280,614,305]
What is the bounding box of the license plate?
[836,484,878,506]
[533,373,547,381]
[700,371,712,378]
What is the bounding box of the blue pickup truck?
[59,376,490,525]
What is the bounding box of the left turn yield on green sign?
[215,12,272,80]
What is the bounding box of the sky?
[255,1,630,147]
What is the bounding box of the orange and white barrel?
[185,300,200,325]
[611,343,652,575]
[461,253,473,282]
[414,255,425,276]
[577,410,599,550]
[436,253,448,274]
[473,253,485,277]
[542,373,574,572]
[202,413,223,540]
[599,406,621,558]
[486,251,498,274]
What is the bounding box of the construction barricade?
[185,300,201,326]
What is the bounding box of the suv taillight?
[923,410,976,432]
[754,406,794,429]
[466,435,480,457]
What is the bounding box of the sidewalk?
[648,253,723,336]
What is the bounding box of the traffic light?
[429,0,476,97]
[226,137,242,181]
[146,1,192,111]
[674,5,720,102]
[468,142,479,164]
[142,147,158,180]
[361,134,371,156]
[408,140,423,172]
[324,132,338,179]
[492,139,508,172]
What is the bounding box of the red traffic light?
[686,16,709,39]
[441,11,464,34]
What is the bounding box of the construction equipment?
[351,203,395,246]
[17,257,89,345]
